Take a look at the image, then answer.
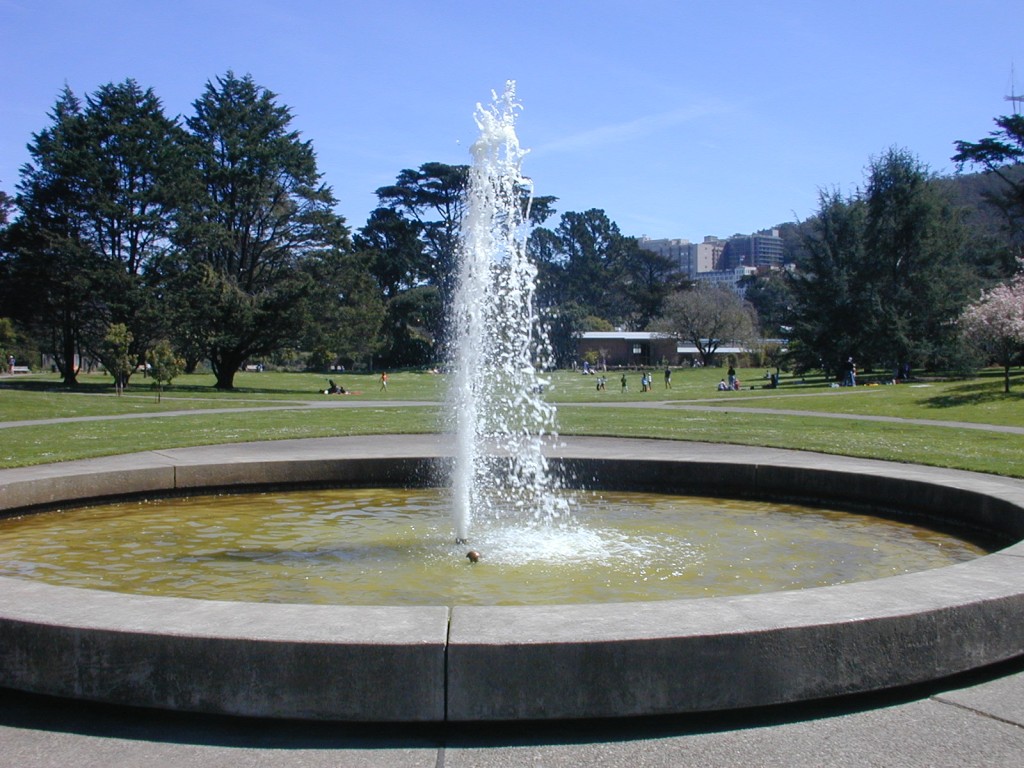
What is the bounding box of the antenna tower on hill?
[1007,64,1023,115]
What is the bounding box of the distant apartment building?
[721,229,784,270]
[638,229,783,293]
[635,237,692,274]
[692,235,727,275]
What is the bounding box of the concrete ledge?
[1,435,1023,721]
[0,578,449,721]
[447,556,1024,719]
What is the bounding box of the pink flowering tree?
[959,276,1024,393]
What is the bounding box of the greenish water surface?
[0,489,985,606]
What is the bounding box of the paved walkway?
[2,660,1024,767]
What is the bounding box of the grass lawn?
[2,365,1023,476]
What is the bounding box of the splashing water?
[448,82,569,542]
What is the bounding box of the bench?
[9,366,30,374]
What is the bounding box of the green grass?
[2,366,1023,477]
[556,406,1024,478]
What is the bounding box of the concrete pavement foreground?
[2,660,1024,767]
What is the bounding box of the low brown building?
[576,332,749,368]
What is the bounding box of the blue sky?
[1,0,1022,241]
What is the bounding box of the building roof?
[580,332,673,340]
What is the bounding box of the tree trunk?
[59,312,78,386]
[1005,363,1011,394]
[211,350,243,390]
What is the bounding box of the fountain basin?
[1,434,1023,721]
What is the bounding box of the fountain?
[1,85,1024,722]
[448,81,566,543]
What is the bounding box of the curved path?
[2,392,1022,436]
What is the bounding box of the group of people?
[717,365,741,391]
[322,371,388,396]
[605,367,675,393]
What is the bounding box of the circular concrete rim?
[1,434,1024,722]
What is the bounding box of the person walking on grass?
[379,371,389,391]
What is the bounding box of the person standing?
[379,371,389,391]
[664,367,672,389]
[843,358,856,387]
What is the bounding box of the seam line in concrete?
[444,605,452,723]
[931,695,1024,731]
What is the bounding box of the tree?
[7,82,187,385]
[375,162,468,300]
[541,300,590,368]
[148,338,184,401]
[0,317,16,367]
[356,207,427,298]
[301,249,386,370]
[618,238,682,329]
[552,209,627,323]
[7,87,92,385]
[959,274,1024,393]
[860,148,976,372]
[354,207,432,366]
[787,190,867,375]
[789,151,977,376]
[73,80,189,378]
[652,285,757,366]
[0,187,12,227]
[168,72,349,389]
[381,285,442,367]
[102,323,133,395]
[953,114,1024,251]
[740,270,794,338]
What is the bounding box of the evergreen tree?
[74,80,189,378]
[860,148,976,372]
[7,82,186,384]
[788,190,868,376]
[789,151,977,376]
[375,162,468,300]
[554,209,626,324]
[7,87,92,384]
[301,249,386,371]
[954,114,1024,253]
[168,72,349,389]
[618,238,682,330]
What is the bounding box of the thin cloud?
[535,101,733,155]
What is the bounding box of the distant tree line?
[1,73,1023,388]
